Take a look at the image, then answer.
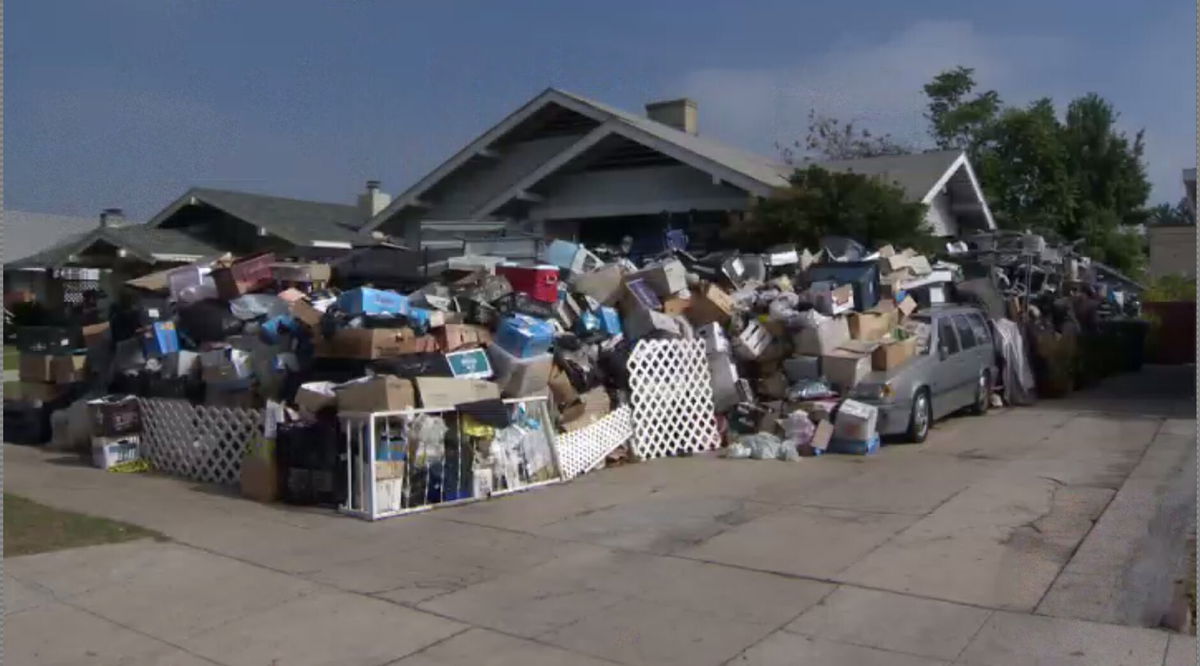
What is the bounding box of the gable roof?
[364,88,998,232]
[6,224,221,270]
[149,187,363,246]
[4,210,101,264]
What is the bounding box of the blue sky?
[7,0,1195,221]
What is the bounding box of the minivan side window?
[952,314,977,349]
[937,318,960,356]
[968,313,991,345]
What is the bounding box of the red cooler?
[496,264,560,303]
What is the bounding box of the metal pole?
[367,415,378,520]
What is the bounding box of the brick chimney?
[99,208,127,228]
[646,98,698,135]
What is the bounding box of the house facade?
[363,88,996,252]
[1147,169,1197,280]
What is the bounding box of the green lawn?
[4,345,17,371]
[4,493,165,557]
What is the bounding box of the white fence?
[138,398,262,486]
[628,339,721,460]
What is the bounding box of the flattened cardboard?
[415,377,501,409]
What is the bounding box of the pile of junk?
[2,228,1147,516]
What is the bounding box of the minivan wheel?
[969,371,990,416]
[907,389,932,443]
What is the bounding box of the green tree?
[732,166,934,253]
[778,110,911,163]
[1147,199,1195,226]
[922,66,1002,157]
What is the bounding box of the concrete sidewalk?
[5,366,1196,665]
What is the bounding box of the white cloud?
[677,18,1190,203]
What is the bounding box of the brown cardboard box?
[336,376,416,413]
[288,300,323,329]
[847,309,898,342]
[814,284,855,315]
[793,316,851,356]
[294,382,338,413]
[51,355,88,384]
[415,377,500,409]
[19,354,54,383]
[315,328,428,359]
[15,381,64,403]
[872,337,918,371]
[82,322,111,348]
[377,461,406,480]
[271,262,331,283]
[897,295,918,318]
[661,296,692,318]
[436,324,493,352]
[547,364,580,408]
[801,420,834,456]
[821,347,873,392]
[561,386,612,432]
[571,264,625,305]
[687,283,735,326]
[240,438,281,503]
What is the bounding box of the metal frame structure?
[338,396,563,521]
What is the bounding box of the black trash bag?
[367,353,454,380]
[598,338,635,390]
[177,299,242,344]
[554,349,602,393]
[277,419,343,507]
[494,292,556,321]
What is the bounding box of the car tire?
[969,370,991,416]
[907,388,932,443]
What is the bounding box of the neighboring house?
[362,87,996,251]
[6,185,380,308]
[1147,169,1197,280]
[4,209,101,304]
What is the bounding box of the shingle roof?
[808,150,964,202]
[156,188,364,245]
[555,89,793,189]
[3,210,103,263]
[6,224,221,270]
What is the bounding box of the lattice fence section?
[138,398,262,486]
[556,404,633,479]
[628,339,720,460]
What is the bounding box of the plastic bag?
[787,378,836,401]
[781,410,815,448]
[230,294,289,321]
[410,414,448,466]
[767,293,804,328]
[732,432,799,461]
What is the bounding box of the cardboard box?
[813,283,855,316]
[271,262,331,283]
[436,324,493,352]
[445,348,493,379]
[800,420,833,456]
[17,381,65,403]
[376,460,406,481]
[415,377,500,409]
[494,315,555,359]
[661,296,692,318]
[335,375,416,413]
[821,348,873,392]
[561,386,612,431]
[163,350,201,378]
[547,363,580,408]
[687,283,735,326]
[51,355,87,384]
[88,396,141,436]
[82,322,111,348]
[200,347,254,383]
[847,309,898,342]
[625,308,682,340]
[294,381,339,413]
[315,328,426,360]
[92,435,141,470]
[783,356,821,382]
[878,253,910,275]
[19,354,54,382]
[907,255,933,276]
[793,316,850,356]
[834,399,878,441]
[872,337,918,371]
[240,437,281,503]
[733,321,773,360]
[141,321,180,358]
[897,295,917,318]
[627,258,687,298]
[756,373,788,400]
[699,322,731,355]
[337,287,410,317]
[571,264,625,305]
[288,299,324,329]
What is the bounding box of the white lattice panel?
[628,339,720,460]
[138,398,262,486]
[556,404,633,479]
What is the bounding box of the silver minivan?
[849,305,998,443]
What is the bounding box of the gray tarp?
[994,318,1036,406]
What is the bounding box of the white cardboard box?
[835,399,878,442]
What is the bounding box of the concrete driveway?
[5,366,1196,665]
